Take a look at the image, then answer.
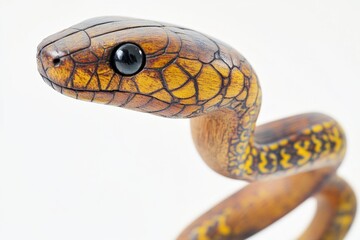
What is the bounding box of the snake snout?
[37,46,61,71]
[36,44,74,89]
[37,29,90,89]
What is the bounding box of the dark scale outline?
[37,18,354,239]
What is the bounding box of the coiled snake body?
[36,17,356,239]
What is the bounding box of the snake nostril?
[53,57,61,67]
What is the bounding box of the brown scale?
[37,16,356,239]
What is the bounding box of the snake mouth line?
[40,75,171,106]
[39,75,202,117]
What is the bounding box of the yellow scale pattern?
[37,16,356,240]
[228,114,346,179]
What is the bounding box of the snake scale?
[36,17,356,239]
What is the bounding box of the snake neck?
[191,79,346,182]
[191,70,262,181]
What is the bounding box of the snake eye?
[111,43,145,76]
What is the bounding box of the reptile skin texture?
[36,16,356,240]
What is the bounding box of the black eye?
[112,43,145,76]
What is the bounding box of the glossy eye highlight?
[112,43,145,76]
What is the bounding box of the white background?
[1,0,359,239]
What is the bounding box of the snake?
[36,16,356,239]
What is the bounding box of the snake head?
[37,16,256,118]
